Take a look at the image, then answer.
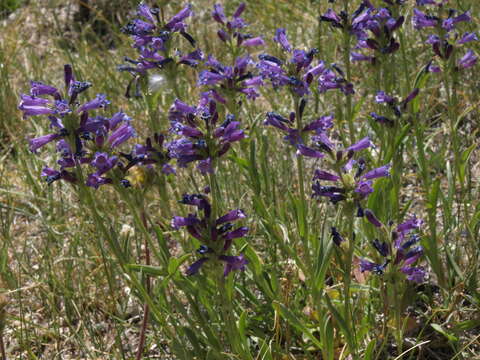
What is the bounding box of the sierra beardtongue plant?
[167,92,246,174]
[172,193,249,276]
[19,65,136,188]
[361,209,426,282]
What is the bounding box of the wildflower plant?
[361,209,426,353]
[12,0,480,359]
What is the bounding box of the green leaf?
[364,338,376,360]
[125,264,164,276]
[431,324,458,342]
[458,143,476,183]
[453,319,480,332]
[168,254,191,275]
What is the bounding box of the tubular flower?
[257,28,345,96]
[20,65,136,188]
[412,4,475,68]
[360,210,426,283]
[118,3,199,96]
[172,194,249,277]
[264,108,333,158]
[210,3,263,48]
[197,55,261,100]
[350,6,405,63]
[369,88,420,126]
[311,137,390,207]
[167,93,246,173]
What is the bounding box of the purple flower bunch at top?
[351,6,405,63]
[211,3,264,47]
[257,28,353,96]
[264,107,333,159]
[320,1,374,39]
[360,210,426,283]
[413,4,477,69]
[172,193,249,277]
[119,3,199,96]
[311,137,390,208]
[19,65,137,188]
[198,55,262,100]
[167,93,246,174]
[369,88,419,126]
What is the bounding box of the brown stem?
[0,336,5,360]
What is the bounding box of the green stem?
[342,1,355,144]
[294,97,311,269]
[343,204,358,359]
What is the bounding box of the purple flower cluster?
[264,108,333,158]
[118,3,198,96]
[19,65,137,188]
[257,28,353,96]
[211,2,264,47]
[360,210,426,283]
[320,2,374,39]
[413,3,477,69]
[167,93,246,174]
[198,55,262,100]
[311,137,391,207]
[369,88,419,126]
[172,193,249,277]
[350,6,405,63]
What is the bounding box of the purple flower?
[313,170,340,182]
[458,49,477,69]
[365,209,383,227]
[360,214,425,282]
[77,94,110,113]
[363,164,391,179]
[397,215,423,234]
[346,137,372,153]
[212,4,227,24]
[242,37,265,47]
[412,9,438,29]
[107,123,136,148]
[197,158,213,175]
[375,91,395,105]
[41,166,76,185]
[274,28,292,52]
[373,239,389,257]
[416,0,437,5]
[442,11,471,31]
[219,254,248,277]
[91,152,118,175]
[198,70,225,86]
[296,145,324,158]
[86,173,113,189]
[29,133,62,153]
[171,214,200,230]
[350,52,374,62]
[216,209,246,225]
[401,266,425,283]
[331,227,344,246]
[174,194,249,277]
[370,112,394,126]
[355,180,374,197]
[360,259,388,274]
[457,32,478,45]
[186,258,209,276]
[18,95,54,117]
[30,81,60,98]
[165,4,193,31]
